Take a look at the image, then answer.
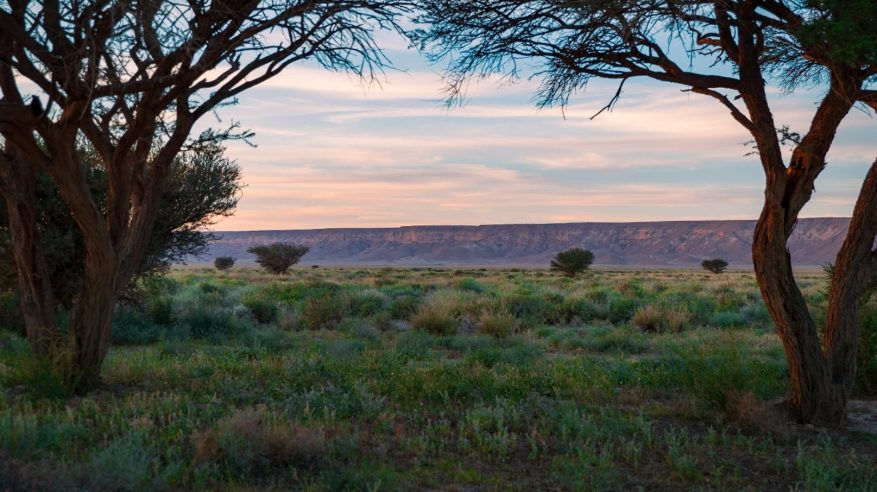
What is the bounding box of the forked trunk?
[752,207,844,425]
[752,160,877,426]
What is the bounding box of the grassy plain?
[1,267,876,490]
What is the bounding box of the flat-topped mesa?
[203,218,850,267]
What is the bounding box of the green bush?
[477,311,518,338]
[856,306,877,396]
[1,355,72,400]
[300,293,346,330]
[242,294,279,324]
[710,311,747,329]
[148,296,175,326]
[560,296,600,324]
[113,306,166,345]
[0,289,24,334]
[183,305,250,340]
[607,297,638,324]
[457,278,485,293]
[389,294,420,320]
[411,295,458,336]
[349,289,389,317]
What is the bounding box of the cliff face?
[202,218,850,266]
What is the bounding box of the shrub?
[300,293,346,330]
[710,310,747,329]
[560,296,600,324]
[607,297,638,324]
[411,295,458,335]
[389,294,420,320]
[113,306,166,345]
[0,289,24,334]
[477,311,518,338]
[194,408,326,475]
[856,306,877,396]
[633,304,690,333]
[214,256,236,271]
[701,258,729,274]
[148,296,175,326]
[349,289,389,317]
[242,294,279,324]
[183,305,250,340]
[550,247,594,277]
[248,243,310,275]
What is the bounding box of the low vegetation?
[0,267,875,490]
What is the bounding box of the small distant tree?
[551,248,594,277]
[214,257,236,272]
[248,243,310,275]
[702,259,729,275]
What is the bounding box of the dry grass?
[194,407,326,470]
[633,304,690,333]
[723,390,792,439]
[476,310,518,338]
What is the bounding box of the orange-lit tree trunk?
[747,71,866,425]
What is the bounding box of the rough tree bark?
[0,146,57,354]
[749,72,863,425]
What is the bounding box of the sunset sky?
[207,32,876,231]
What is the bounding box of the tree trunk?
[0,148,58,355]
[752,160,877,426]
[752,204,842,425]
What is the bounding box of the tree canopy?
[701,258,729,275]
[249,243,310,275]
[551,248,594,277]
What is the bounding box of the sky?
[205,32,876,231]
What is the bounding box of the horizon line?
[209,216,851,234]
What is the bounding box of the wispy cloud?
[201,41,875,231]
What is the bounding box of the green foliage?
[214,256,236,271]
[855,306,877,396]
[148,296,175,326]
[0,289,23,334]
[248,243,310,275]
[701,258,729,274]
[0,140,242,306]
[113,306,168,345]
[550,247,594,277]
[300,294,346,330]
[242,293,279,325]
[799,0,877,67]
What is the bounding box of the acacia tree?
[702,258,729,274]
[551,247,594,277]
[0,0,407,391]
[414,0,877,426]
[0,138,243,306]
[249,242,310,274]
